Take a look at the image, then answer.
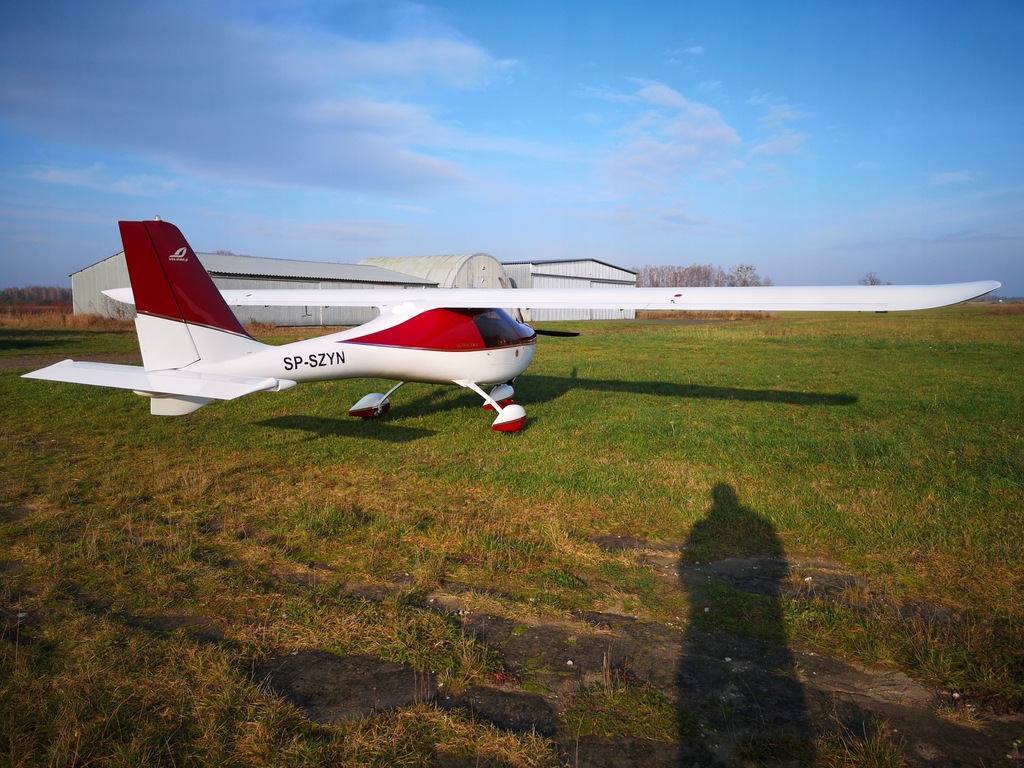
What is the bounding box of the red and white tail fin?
[25,220,288,416]
[119,219,264,371]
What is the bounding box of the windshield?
[469,309,537,348]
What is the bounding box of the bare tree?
[635,263,773,287]
[726,264,773,287]
[859,272,890,286]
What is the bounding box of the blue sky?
[2,0,1022,294]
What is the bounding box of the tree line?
[0,286,73,305]
[633,263,773,287]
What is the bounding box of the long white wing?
[215,281,1000,313]
[105,281,1000,313]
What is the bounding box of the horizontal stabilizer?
[23,360,295,400]
[220,281,1000,313]
[102,287,135,305]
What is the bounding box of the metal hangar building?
[502,259,637,320]
[72,251,435,326]
[72,249,637,326]
[357,253,511,290]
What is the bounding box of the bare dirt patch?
[248,551,1022,766]
[254,650,437,725]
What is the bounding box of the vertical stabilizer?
[119,219,263,371]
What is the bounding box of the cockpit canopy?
[348,307,537,351]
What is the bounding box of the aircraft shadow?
[0,328,75,352]
[257,415,436,443]
[257,373,855,437]
[398,372,857,417]
[522,371,857,408]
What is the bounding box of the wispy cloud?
[27,164,179,196]
[583,201,710,232]
[272,28,520,90]
[929,171,979,185]
[747,93,811,157]
[598,81,742,192]
[664,45,706,65]
[750,130,807,156]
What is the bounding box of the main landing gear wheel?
[348,382,404,420]
[348,394,390,419]
[482,383,515,410]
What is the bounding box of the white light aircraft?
[24,219,1000,432]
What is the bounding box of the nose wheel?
[491,403,527,432]
[458,381,526,433]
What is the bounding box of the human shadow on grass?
[676,484,814,765]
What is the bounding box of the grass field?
[1,306,1022,765]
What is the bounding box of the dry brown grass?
[985,302,1024,315]
[635,309,777,321]
[0,309,134,331]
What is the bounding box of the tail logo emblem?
[168,247,189,262]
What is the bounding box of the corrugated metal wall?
[72,254,133,318]
[211,276,378,326]
[502,261,637,321]
[503,264,532,290]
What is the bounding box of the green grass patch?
[561,682,688,742]
[2,306,1022,763]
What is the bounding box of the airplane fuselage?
[192,306,538,387]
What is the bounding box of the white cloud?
[0,2,518,197]
[751,129,808,156]
[275,31,519,90]
[600,81,741,192]
[27,164,179,196]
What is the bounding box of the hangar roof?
[71,251,436,285]
[358,253,506,289]
[502,258,636,275]
[195,253,435,285]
